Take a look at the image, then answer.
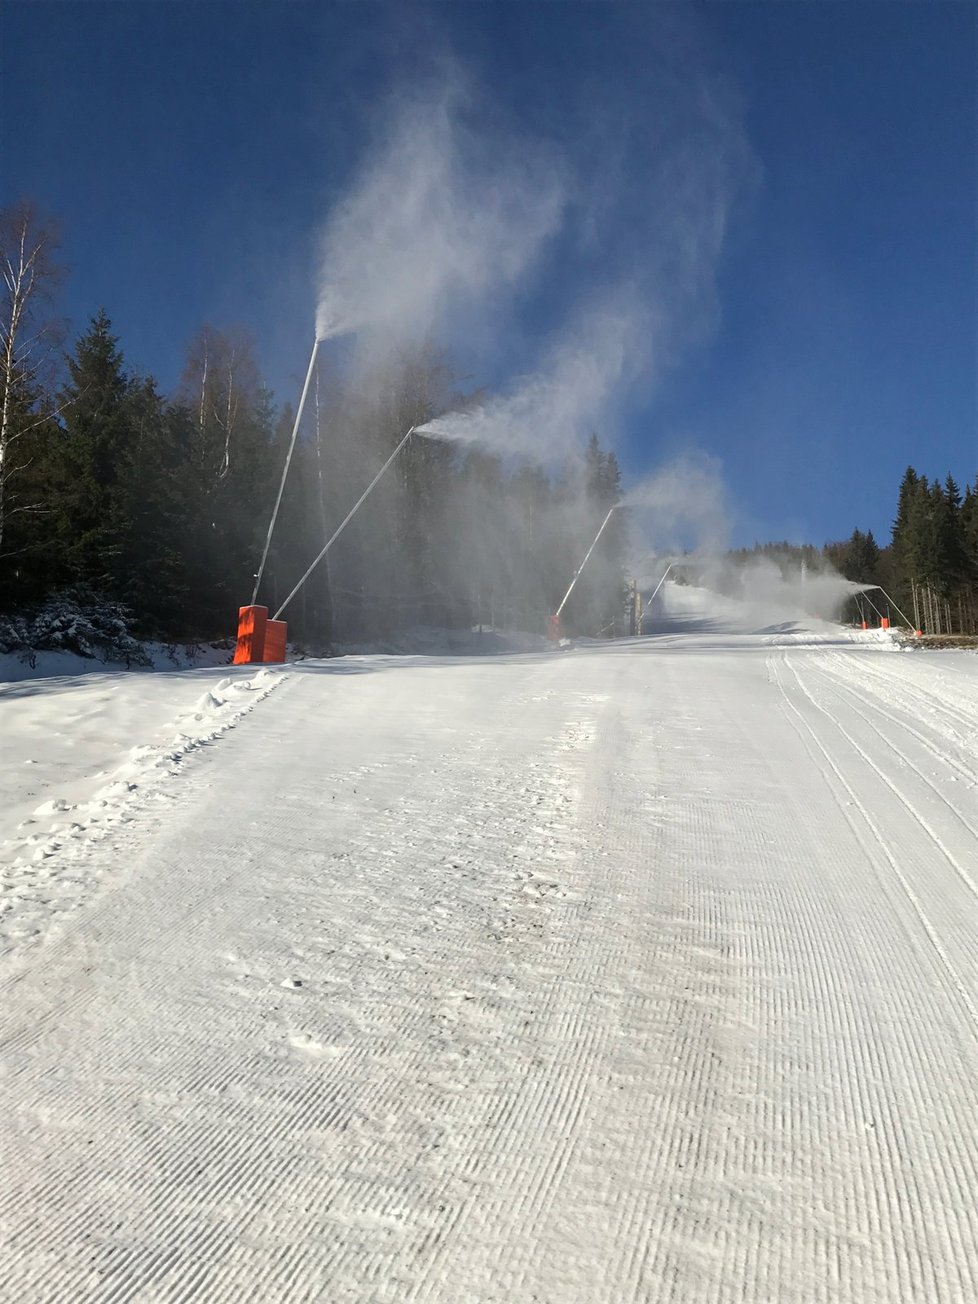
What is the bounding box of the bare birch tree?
[178,325,260,482]
[0,201,65,555]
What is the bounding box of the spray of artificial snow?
[625,452,732,557]
[417,292,652,460]
[312,26,753,466]
[623,455,862,625]
[411,45,753,464]
[315,68,565,359]
[291,29,760,640]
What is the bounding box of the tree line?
[719,470,978,635]
[1,201,626,652]
[826,468,978,633]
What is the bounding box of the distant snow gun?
[233,335,419,664]
[549,504,620,642]
[644,561,678,613]
[851,583,921,637]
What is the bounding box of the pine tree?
[57,311,134,595]
[837,527,881,584]
[890,466,919,604]
[962,479,978,566]
[961,480,978,632]
[120,377,191,634]
[939,475,968,591]
[0,364,64,607]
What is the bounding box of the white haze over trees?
[299,31,758,643]
[625,452,732,559]
[623,456,879,627]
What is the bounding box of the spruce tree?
[962,480,978,632]
[121,377,191,634]
[57,311,134,595]
[0,365,64,607]
[962,479,978,566]
[936,475,968,596]
[890,466,919,605]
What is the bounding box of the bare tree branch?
[0,200,65,554]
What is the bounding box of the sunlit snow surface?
[2,584,978,1303]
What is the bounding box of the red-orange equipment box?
[263,619,288,663]
[233,605,268,664]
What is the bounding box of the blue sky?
[2,1,975,548]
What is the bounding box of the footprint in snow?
[32,797,71,817]
[288,1031,342,1059]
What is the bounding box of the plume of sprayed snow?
[624,453,861,624]
[416,56,754,463]
[625,452,732,557]
[724,556,863,622]
[419,291,656,460]
[644,552,864,626]
[315,70,565,356]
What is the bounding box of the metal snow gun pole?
[233,336,322,665]
[232,358,418,663]
[549,504,620,642]
[272,424,417,625]
[644,560,677,612]
[856,584,921,637]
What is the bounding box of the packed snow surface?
[2,584,978,1302]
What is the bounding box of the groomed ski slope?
[3,586,978,1303]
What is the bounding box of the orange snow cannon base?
[262,619,288,664]
[233,604,268,665]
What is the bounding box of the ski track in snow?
[0,668,285,951]
[2,595,978,1303]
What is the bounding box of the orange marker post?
[233,605,268,665]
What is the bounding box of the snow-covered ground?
[0,663,283,936]
[2,583,978,1302]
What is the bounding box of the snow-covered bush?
[0,592,151,668]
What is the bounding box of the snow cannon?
[233,605,288,664]
[548,504,621,645]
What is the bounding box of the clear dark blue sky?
[2,1,975,547]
